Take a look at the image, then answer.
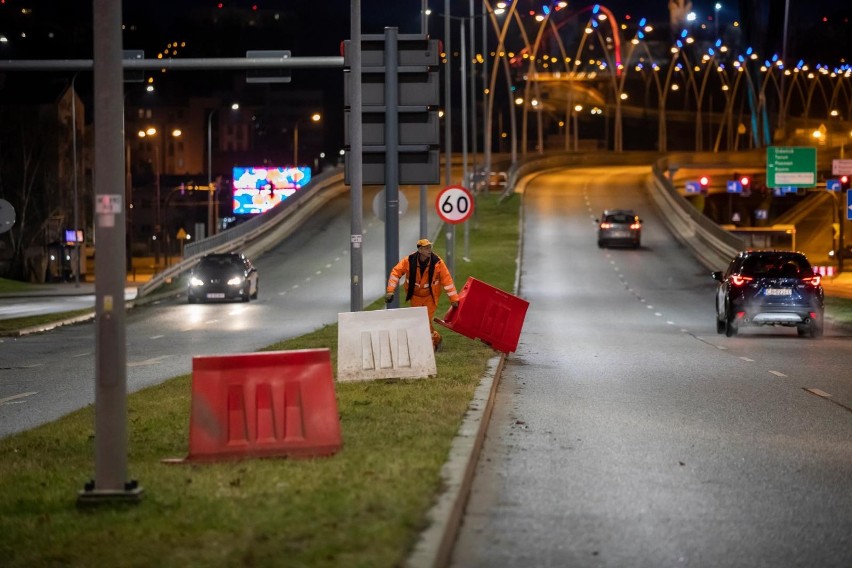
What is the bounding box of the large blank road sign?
[767,146,816,187]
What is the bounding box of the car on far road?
[712,250,824,338]
[596,209,642,248]
[187,252,259,304]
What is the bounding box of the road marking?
[128,355,170,367]
[739,357,754,362]
[150,335,165,339]
[667,321,675,325]
[204,320,221,325]
[0,391,38,405]
[278,291,287,296]
[646,305,654,309]
[654,312,662,317]
[769,370,787,377]
[804,388,832,398]
[72,352,90,358]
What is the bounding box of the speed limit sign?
[436,185,474,224]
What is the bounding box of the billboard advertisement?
[232,166,312,215]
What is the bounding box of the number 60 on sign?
[436,185,474,224]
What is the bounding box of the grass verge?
[0,194,521,568]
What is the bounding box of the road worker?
[384,238,460,351]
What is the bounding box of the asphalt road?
[0,184,438,437]
[450,166,852,567]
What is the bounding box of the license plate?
[206,293,226,299]
[764,288,792,296]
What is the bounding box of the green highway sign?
[766,146,817,187]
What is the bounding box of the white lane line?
[667,321,675,325]
[204,320,221,325]
[316,270,322,275]
[72,352,91,358]
[739,357,754,362]
[805,388,832,398]
[325,264,332,269]
[278,291,287,296]
[128,355,171,368]
[0,391,38,405]
[646,305,654,309]
[654,312,662,317]
[769,370,787,377]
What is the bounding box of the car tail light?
[629,222,641,230]
[600,222,612,229]
[802,275,821,287]
[729,274,753,286]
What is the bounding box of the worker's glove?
[384,293,394,303]
[451,301,459,309]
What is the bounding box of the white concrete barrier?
[337,307,437,382]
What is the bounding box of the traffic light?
[740,175,750,188]
[699,175,710,194]
[841,175,850,190]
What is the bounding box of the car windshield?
[605,213,634,224]
[741,255,811,278]
[199,256,240,270]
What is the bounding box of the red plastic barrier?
[434,277,529,353]
[183,349,342,462]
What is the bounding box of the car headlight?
[227,276,244,286]
[189,276,204,287]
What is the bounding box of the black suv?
[712,250,824,338]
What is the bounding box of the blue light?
[639,17,646,27]
[796,59,804,68]
[715,39,722,47]
[746,47,753,55]
[738,55,744,63]
[592,19,599,28]
[543,5,550,15]
[771,54,778,62]
[592,4,600,14]
[676,39,683,48]
[680,29,688,38]
[638,31,644,39]
[708,48,715,56]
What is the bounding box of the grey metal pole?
[420,0,428,240]
[444,0,455,276]
[79,0,141,504]
[71,73,80,288]
[207,109,214,237]
[461,21,470,261]
[385,28,401,308]
[350,0,364,312]
[444,0,452,187]
[481,0,488,183]
[469,0,477,187]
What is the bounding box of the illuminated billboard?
[232,166,312,215]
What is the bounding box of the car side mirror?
[711,271,723,282]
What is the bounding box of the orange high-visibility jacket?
[386,253,460,304]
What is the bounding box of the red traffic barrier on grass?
[178,349,342,463]
[434,277,529,353]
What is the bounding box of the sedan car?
[712,250,824,338]
[596,209,642,248]
[187,252,259,304]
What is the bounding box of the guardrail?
[136,166,346,300]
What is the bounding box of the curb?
[405,353,506,568]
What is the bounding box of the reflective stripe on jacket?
[386,254,460,303]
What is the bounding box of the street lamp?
[573,104,583,151]
[138,126,181,266]
[207,102,239,238]
[293,113,321,167]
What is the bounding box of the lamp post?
[207,103,239,238]
[293,113,321,167]
[138,126,181,266]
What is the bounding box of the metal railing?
[136,166,346,299]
